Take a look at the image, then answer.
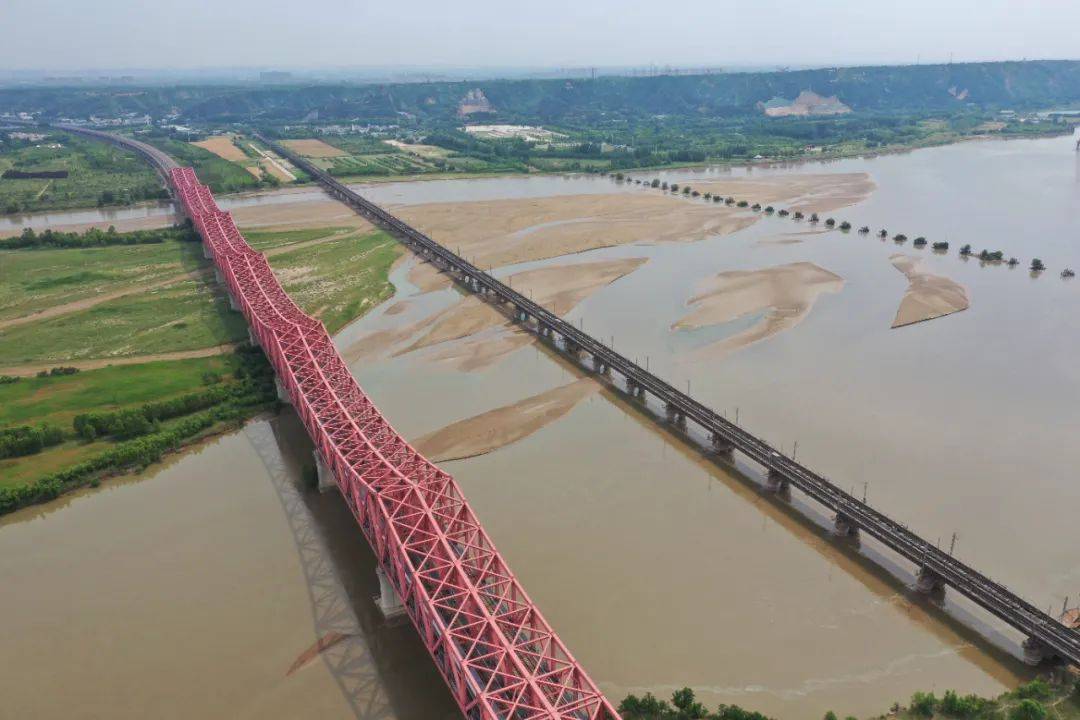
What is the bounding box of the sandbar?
[413,378,600,462]
[889,254,969,328]
[674,262,844,358]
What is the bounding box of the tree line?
[0,222,197,250]
[0,347,278,517]
[618,679,1077,720]
[0,424,64,459]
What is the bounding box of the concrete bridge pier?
[710,433,734,455]
[214,268,223,285]
[665,403,687,429]
[247,326,259,347]
[374,566,407,620]
[915,566,945,596]
[202,244,213,260]
[764,469,789,493]
[1021,636,1055,666]
[275,377,292,405]
[228,293,240,312]
[832,512,860,540]
[314,450,337,494]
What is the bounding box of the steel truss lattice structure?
[169,167,619,720]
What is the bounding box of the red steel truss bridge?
[164,160,619,720]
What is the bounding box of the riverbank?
[616,677,1080,720]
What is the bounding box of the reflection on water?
[3,131,1079,719]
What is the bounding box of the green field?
[0,275,248,366]
[0,356,241,428]
[0,356,244,487]
[0,221,404,508]
[261,227,402,333]
[133,133,263,193]
[0,234,204,322]
[0,130,165,214]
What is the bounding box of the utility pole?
[949,532,959,556]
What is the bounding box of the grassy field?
[260,227,402,333]
[0,356,240,428]
[0,275,248,366]
[0,130,165,214]
[0,356,242,487]
[0,220,403,506]
[0,236,205,321]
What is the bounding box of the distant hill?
[3,60,1080,125]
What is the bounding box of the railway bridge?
[259,133,1080,672]
[55,126,1079,712]
[56,125,619,720]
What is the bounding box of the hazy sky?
[4,0,1079,71]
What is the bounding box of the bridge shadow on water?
[244,412,458,720]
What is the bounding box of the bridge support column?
[214,268,223,285]
[247,326,259,347]
[1021,637,1054,666]
[314,450,337,494]
[832,512,859,540]
[915,566,945,596]
[374,566,407,620]
[275,377,291,405]
[228,293,240,312]
[665,403,686,429]
[710,433,734,455]
[765,469,789,493]
[202,243,213,260]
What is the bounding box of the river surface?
[2,131,1078,719]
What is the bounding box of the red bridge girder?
[169,167,619,720]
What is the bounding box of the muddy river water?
[2,132,1079,718]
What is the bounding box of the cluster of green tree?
[35,366,79,378]
[906,680,1060,720]
[0,375,19,385]
[619,679,1078,720]
[73,383,246,440]
[95,186,171,206]
[619,688,772,720]
[8,60,1080,124]
[0,394,274,515]
[0,223,196,250]
[0,423,64,459]
[2,169,69,179]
